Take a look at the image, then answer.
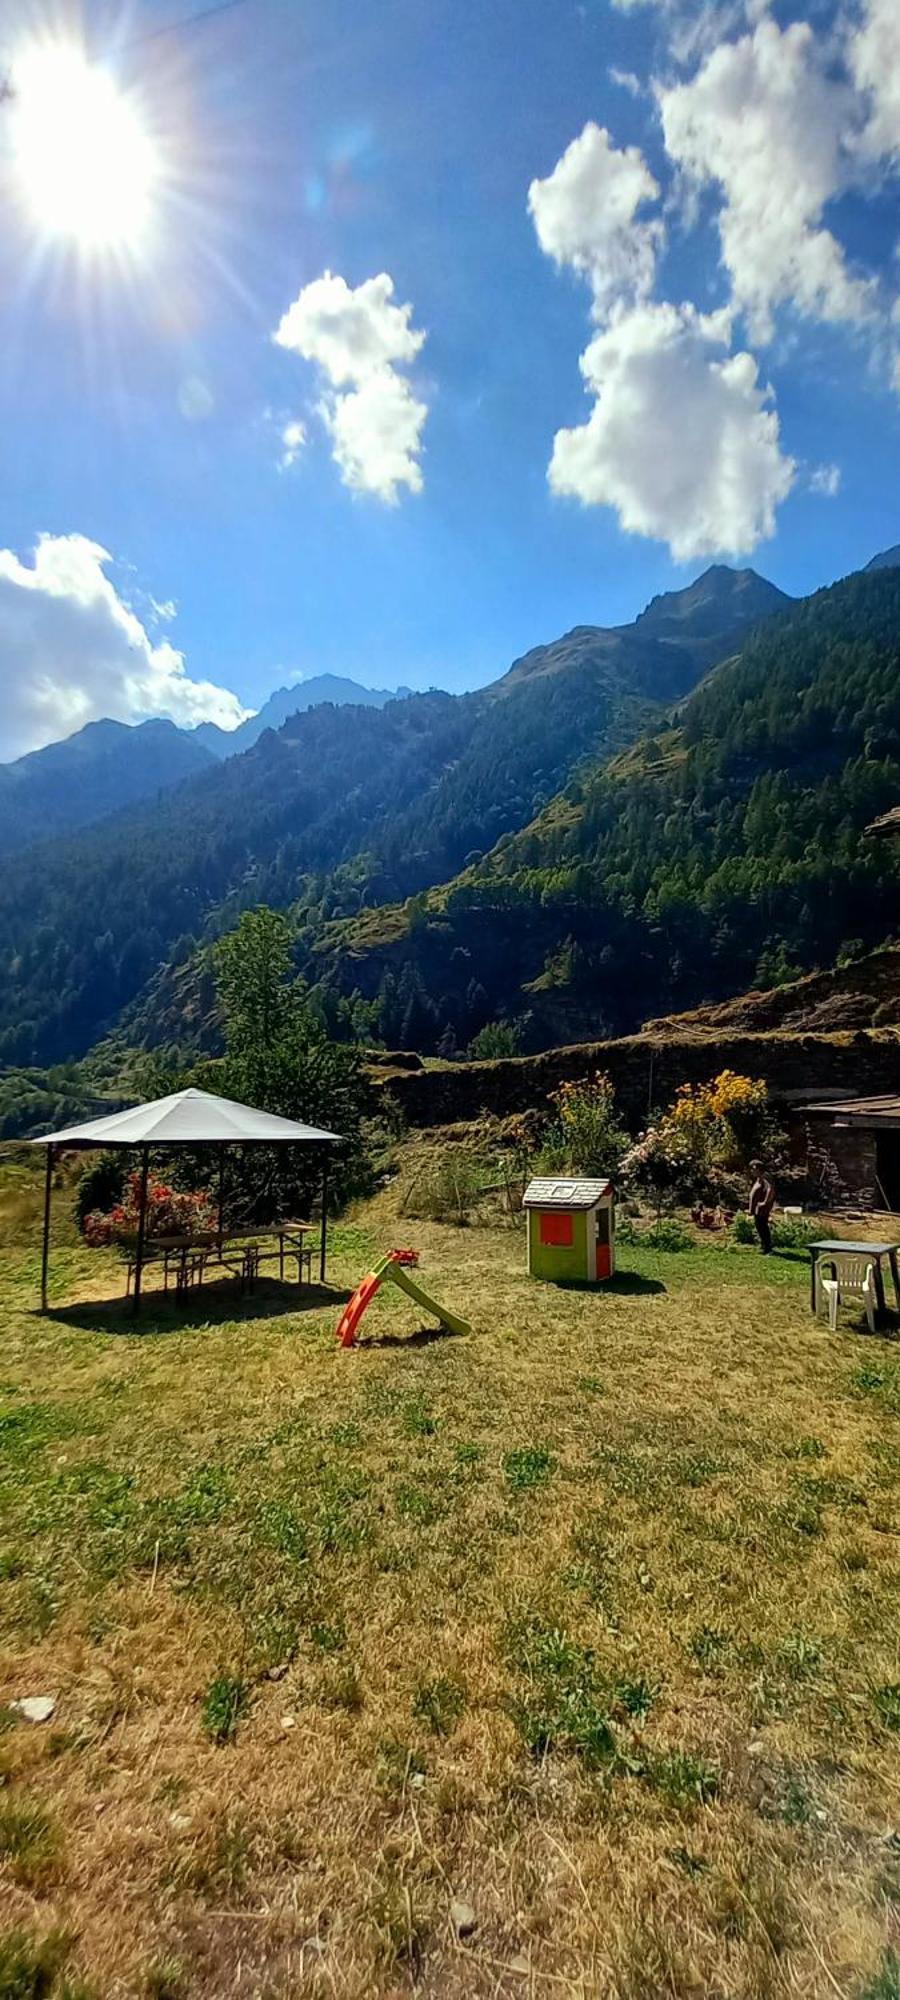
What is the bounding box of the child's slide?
[335,1250,471,1347]
[335,1265,388,1348]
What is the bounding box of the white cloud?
[658,19,875,342]
[321,372,427,503]
[528,123,662,317]
[548,301,795,562]
[851,0,900,161]
[274,271,424,384]
[0,534,248,762]
[279,419,306,470]
[810,462,842,497]
[273,270,428,500]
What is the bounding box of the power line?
[0,0,254,103]
[122,0,254,49]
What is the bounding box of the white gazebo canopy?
[29,1086,343,1312]
[31,1085,341,1150]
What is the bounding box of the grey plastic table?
[809,1239,900,1319]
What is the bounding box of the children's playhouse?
[523,1177,616,1285]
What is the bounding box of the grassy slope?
[0,1164,898,1996]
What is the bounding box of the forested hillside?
[0,717,216,856]
[0,565,775,1065]
[316,568,900,1049]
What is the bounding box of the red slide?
[335,1268,385,1348]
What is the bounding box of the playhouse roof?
[28,1086,342,1149]
[523,1177,613,1210]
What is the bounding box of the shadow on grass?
[39,1277,353,1338]
[553,1271,666,1297]
[360,1321,469,1349]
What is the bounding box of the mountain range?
[318,559,900,1049]
[0,549,897,1081]
[194,673,412,759]
[0,716,216,857]
[0,675,410,856]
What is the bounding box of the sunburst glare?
[10,42,159,253]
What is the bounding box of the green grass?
[0,1157,898,1995]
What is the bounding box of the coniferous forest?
[0,563,898,1088]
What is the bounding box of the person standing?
[748,1160,775,1254]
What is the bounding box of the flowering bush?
[620,1125,689,1200]
[82,1171,217,1247]
[620,1071,772,1220]
[655,1071,771,1190]
[543,1073,628,1177]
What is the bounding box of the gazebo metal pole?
[40,1143,54,1313]
[217,1148,225,1256]
[131,1146,151,1317]
[320,1150,329,1282]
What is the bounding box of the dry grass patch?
[0,1159,898,1993]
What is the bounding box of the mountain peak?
[492,561,792,704]
[196,673,412,758]
[633,564,792,640]
[865,544,900,573]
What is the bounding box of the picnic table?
[125,1222,317,1301]
[809,1238,900,1321]
[219,1223,317,1292]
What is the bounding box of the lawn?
[0,1161,899,1998]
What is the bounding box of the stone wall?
[380,1028,900,1131]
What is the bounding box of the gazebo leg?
[132,1147,150,1317]
[320,1153,329,1283]
[40,1144,54,1313]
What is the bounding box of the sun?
[11,43,158,252]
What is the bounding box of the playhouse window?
[539,1210,573,1247]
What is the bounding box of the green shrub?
[467,1022,522,1061]
[403,1149,486,1225]
[732,1210,818,1249]
[774,1213,819,1249]
[648,1218,693,1253]
[542,1073,628,1178]
[73,1152,125,1234]
[616,1213,692,1250]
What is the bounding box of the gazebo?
[30,1086,342,1313]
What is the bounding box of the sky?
[0,0,897,758]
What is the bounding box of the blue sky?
[0,0,897,755]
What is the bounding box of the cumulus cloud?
[528,123,662,317]
[321,372,427,503]
[658,18,875,343]
[851,0,900,162]
[530,123,794,558]
[273,270,427,501]
[548,301,795,562]
[0,534,248,762]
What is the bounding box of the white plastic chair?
[819,1256,877,1334]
